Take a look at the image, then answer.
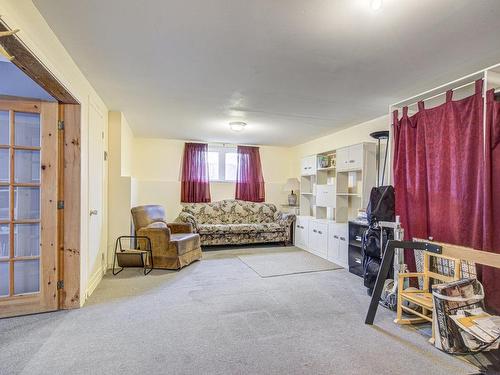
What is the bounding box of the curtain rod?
[399,80,477,109]
[390,61,500,109]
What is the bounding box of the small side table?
[280,204,300,215]
[112,235,153,275]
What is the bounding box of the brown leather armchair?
[131,205,202,270]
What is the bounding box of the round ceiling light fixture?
[370,0,383,11]
[229,121,247,132]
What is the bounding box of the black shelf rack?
[348,220,369,277]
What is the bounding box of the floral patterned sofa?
[176,199,295,246]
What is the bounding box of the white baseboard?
[86,264,106,299]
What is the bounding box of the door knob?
[90,209,98,216]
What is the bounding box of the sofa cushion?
[182,199,278,224]
[181,201,224,224]
[197,222,284,235]
[219,200,276,224]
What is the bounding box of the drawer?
[315,184,336,207]
[348,245,363,277]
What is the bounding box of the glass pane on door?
[0,148,9,183]
[14,224,40,257]
[0,262,8,297]
[14,187,40,220]
[0,187,8,220]
[14,259,39,294]
[14,112,40,147]
[14,150,40,183]
[0,111,8,145]
[0,224,9,259]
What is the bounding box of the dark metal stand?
[370,130,390,187]
[112,235,153,276]
[364,239,442,325]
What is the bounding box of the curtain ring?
[475,79,484,95]
[417,101,425,111]
[392,109,399,128]
[446,90,453,102]
[402,106,409,117]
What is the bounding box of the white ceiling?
[34,0,500,146]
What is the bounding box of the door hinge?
[57,280,64,290]
[58,120,65,130]
[57,200,64,209]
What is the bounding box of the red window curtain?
[180,142,211,203]
[235,145,265,202]
[393,80,500,312]
[483,89,500,313]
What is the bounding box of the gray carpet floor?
[237,247,342,277]
[0,246,478,375]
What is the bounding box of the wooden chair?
[395,251,462,342]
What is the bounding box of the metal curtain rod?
[400,80,477,110]
[390,61,500,109]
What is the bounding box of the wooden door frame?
[1,20,81,309]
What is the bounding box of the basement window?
[208,145,237,182]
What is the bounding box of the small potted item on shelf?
[318,155,330,168]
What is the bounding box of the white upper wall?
[293,115,389,158]
[120,115,134,177]
[291,115,390,180]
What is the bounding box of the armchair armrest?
[167,222,193,234]
[137,223,172,255]
[176,212,198,232]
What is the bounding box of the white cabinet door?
[327,223,340,263]
[336,147,349,172]
[326,223,349,267]
[308,226,317,253]
[336,223,349,268]
[348,143,364,170]
[294,217,310,249]
[316,184,336,207]
[311,221,328,258]
[301,155,317,176]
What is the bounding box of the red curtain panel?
[393,80,500,312]
[235,145,265,202]
[483,89,500,313]
[180,142,211,203]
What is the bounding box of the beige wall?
[291,115,390,180]
[131,138,294,221]
[120,115,134,177]
[0,1,109,305]
[108,115,390,232]
[107,112,134,265]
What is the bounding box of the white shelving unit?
[295,142,376,268]
[335,143,377,223]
